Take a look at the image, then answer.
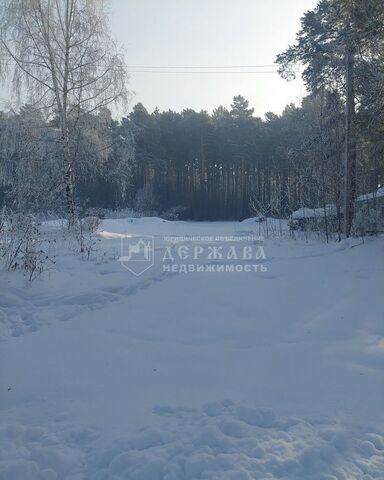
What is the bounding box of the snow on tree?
[0,0,129,226]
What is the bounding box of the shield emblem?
[119,235,155,276]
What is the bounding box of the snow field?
[1,218,383,479]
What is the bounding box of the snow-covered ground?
[1,218,384,479]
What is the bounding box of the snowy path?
[1,220,384,479]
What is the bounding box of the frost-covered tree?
[277,0,384,236]
[0,0,129,226]
[0,106,60,212]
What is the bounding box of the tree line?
[1,87,382,224]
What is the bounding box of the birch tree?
[0,0,128,226]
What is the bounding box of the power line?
[128,70,299,75]
[0,56,297,70]
[126,63,301,74]
[126,64,286,69]
[0,56,298,67]
[0,56,302,75]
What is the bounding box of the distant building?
[355,187,384,235]
[289,187,384,235]
[289,205,340,232]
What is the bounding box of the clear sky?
[111,0,319,117]
[0,0,319,117]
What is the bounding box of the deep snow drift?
[0,218,383,479]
